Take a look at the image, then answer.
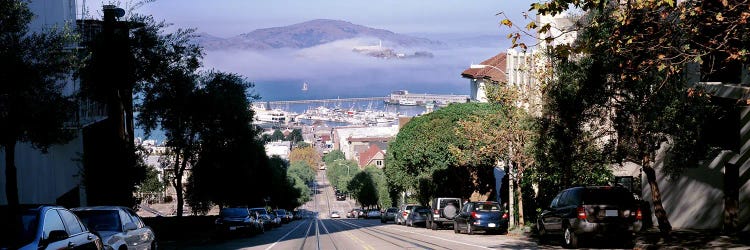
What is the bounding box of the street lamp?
[470,64,507,74]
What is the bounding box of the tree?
[364,166,392,208]
[326,159,360,193]
[289,145,320,170]
[288,161,316,184]
[135,15,203,216]
[323,150,345,164]
[270,129,285,141]
[385,103,501,205]
[348,171,379,208]
[186,71,266,211]
[0,0,79,207]
[501,0,731,234]
[286,128,303,144]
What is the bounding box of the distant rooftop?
[461,53,507,83]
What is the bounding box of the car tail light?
[471,211,477,219]
[434,209,439,215]
[636,208,642,220]
[577,206,587,220]
[403,211,407,217]
[502,213,509,219]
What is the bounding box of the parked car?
[537,186,642,248]
[396,204,418,225]
[335,193,346,201]
[250,208,272,230]
[211,207,262,237]
[428,197,461,230]
[453,201,508,235]
[405,206,431,227]
[268,211,282,227]
[347,208,363,218]
[365,209,381,219]
[0,205,103,250]
[72,206,158,249]
[330,211,341,218]
[380,207,399,223]
[275,209,291,223]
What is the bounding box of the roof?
[461,52,507,83]
[358,144,384,167]
[348,137,392,142]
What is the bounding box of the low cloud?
[201,35,509,100]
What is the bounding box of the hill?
[197,19,443,50]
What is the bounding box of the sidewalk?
[635,228,750,249]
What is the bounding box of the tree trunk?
[508,161,515,227]
[4,142,18,207]
[171,152,183,217]
[515,178,525,225]
[642,164,672,235]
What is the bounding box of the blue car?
[453,201,508,235]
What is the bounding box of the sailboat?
[302,82,308,91]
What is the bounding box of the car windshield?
[474,203,501,212]
[0,207,39,248]
[439,199,459,207]
[387,208,398,213]
[221,208,249,218]
[276,210,286,215]
[73,210,122,232]
[584,189,635,206]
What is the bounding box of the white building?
[265,141,292,160]
[0,0,94,207]
[333,125,399,160]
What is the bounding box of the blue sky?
[80,0,539,37]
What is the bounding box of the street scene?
[2,0,750,250]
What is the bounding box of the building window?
[376,160,383,166]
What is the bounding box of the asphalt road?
[181,170,546,250]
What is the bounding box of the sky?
[77,0,540,100]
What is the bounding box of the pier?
[262,91,469,109]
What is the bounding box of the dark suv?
[215,207,262,237]
[427,197,461,230]
[537,186,642,248]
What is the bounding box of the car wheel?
[563,226,579,248]
[467,222,474,235]
[381,219,385,223]
[151,240,158,250]
[431,221,438,230]
[453,221,460,234]
[407,219,412,227]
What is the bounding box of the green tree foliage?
[286,128,303,144]
[0,0,80,207]
[326,159,360,193]
[184,71,268,212]
[271,129,285,141]
[323,150,345,164]
[134,15,203,216]
[288,161,316,184]
[348,171,379,208]
[531,55,614,212]
[364,166,392,208]
[137,166,164,194]
[385,103,501,204]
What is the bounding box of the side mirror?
[123,222,138,231]
[46,230,69,243]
